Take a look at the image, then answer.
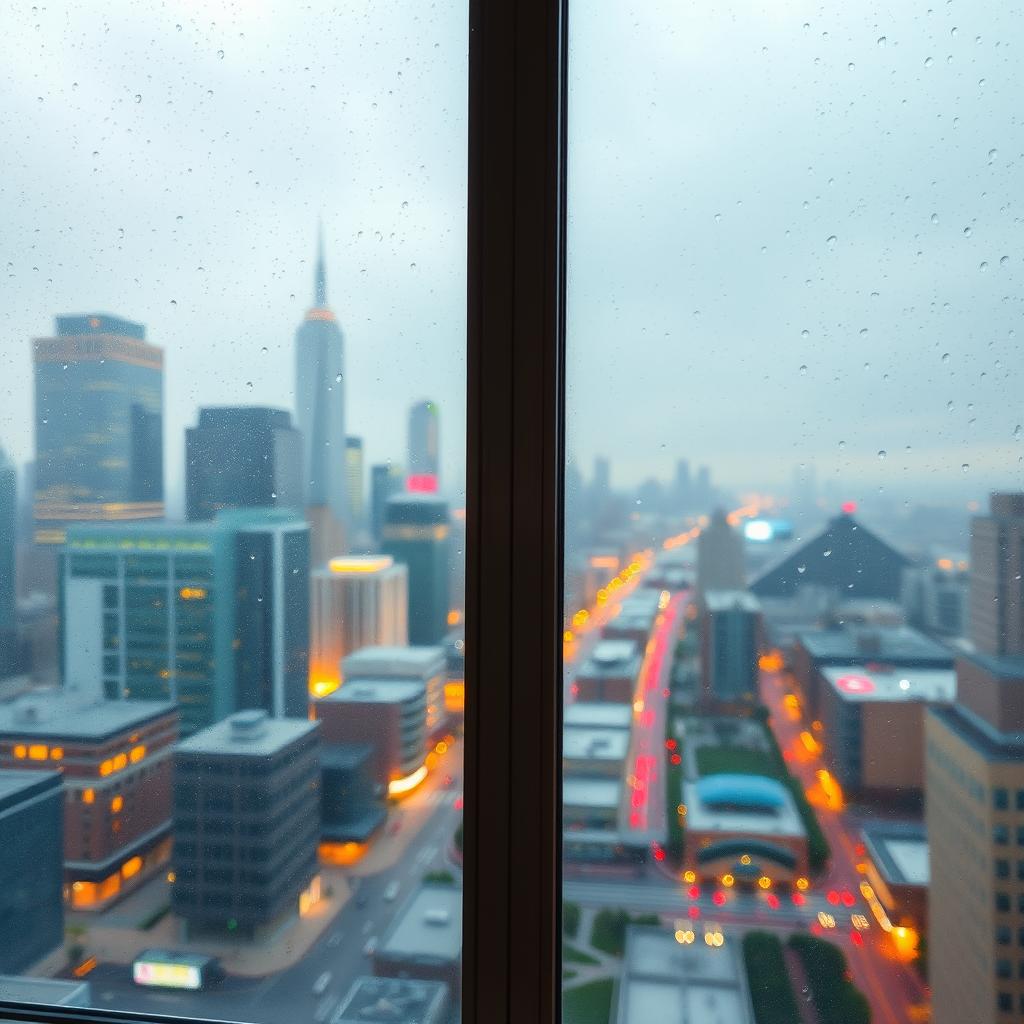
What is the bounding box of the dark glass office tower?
[32,314,163,545]
[172,711,320,940]
[0,769,64,973]
[185,407,302,521]
[370,463,403,544]
[381,493,451,645]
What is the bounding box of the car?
[383,881,400,901]
[312,972,331,996]
[362,937,378,957]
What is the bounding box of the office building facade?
[369,463,403,544]
[310,556,408,695]
[969,493,1024,657]
[294,231,347,560]
[33,314,163,545]
[381,494,450,645]
[0,697,178,910]
[345,436,364,530]
[0,769,64,973]
[185,407,302,521]
[927,492,1024,1024]
[0,448,16,677]
[61,509,309,735]
[700,591,762,706]
[407,400,440,481]
[172,711,321,939]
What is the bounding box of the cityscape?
[2,2,1023,1023]
[1,247,1023,1024]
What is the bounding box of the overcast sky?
[1,1,1021,514]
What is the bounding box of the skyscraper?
[926,493,1024,1024]
[0,448,16,634]
[408,401,440,484]
[33,314,163,545]
[294,228,347,563]
[369,463,404,544]
[700,591,762,707]
[345,436,365,529]
[381,493,451,645]
[185,407,302,521]
[61,509,310,735]
[696,509,745,598]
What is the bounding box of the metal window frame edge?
[463,0,566,1021]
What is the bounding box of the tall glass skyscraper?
[0,448,15,633]
[32,315,164,545]
[294,229,347,562]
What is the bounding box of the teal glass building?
[61,509,309,735]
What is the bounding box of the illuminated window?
[112,752,128,771]
[82,788,95,804]
[111,795,124,813]
[121,856,143,880]
[129,744,146,763]
[50,746,64,760]
[28,744,48,761]
[12,744,26,759]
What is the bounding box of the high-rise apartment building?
[408,401,440,483]
[310,556,408,695]
[696,509,745,598]
[369,463,403,544]
[969,493,1024,657]
[33,314,163,545]
[0,697,178,910]
[172,710,321,940]
[927,493,1024,1024]
[0,769,64,973]
[381,494,451,645]
[700,591,762,707]
[345,436,365,529]
[185,407,302,521]
[61,509,309,735]
[294,230,347,563]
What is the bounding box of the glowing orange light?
[328,556,393,574]
[28,744,48,761]
[178,586,207,600]
[112,752,128,772]
[82,788,95,804]
[319,841,366,866]
[388,764,428,797]
[121,855,142,879]
[50,746,64,760]
[111,795,124,813]
[130,744,146,763]
[310,678,340,698]
[12,744,26,759]
[99,759,113,777]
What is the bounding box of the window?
[996,859,1010,880]
[997,926,1012,947]
[998,993,1012,1013]
[996,892,1011,912]
[2,0,469,1019]
[996,959,1011,980]
[995,788,1009,811]
[995,825,1010,846]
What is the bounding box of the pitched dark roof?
[750,513,910,600]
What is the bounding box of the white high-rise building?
[295,226,347,562]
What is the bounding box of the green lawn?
[563,979,615,1024]
[695,745,778,778]
[742,931,802,1024]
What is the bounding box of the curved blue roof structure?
[696,773,788,810]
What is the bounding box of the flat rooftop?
[0,976,91,1007]
[328,680,425,704]
[379,884,462,965]
[579,640,641,677]
[862,823,929,887]
[798,625,952,665]
[563,727,630,762]
[342,645,446,679]
[563,703,632,730]
[334,976,448,1023]
[683,776,805,839]
[704,590,762,613]
[563,776,621,809]
[176,710,317,758]
[0,768,62,814]
[615,926,754,1024]
[0,694,177,741]
[822,664,956,704]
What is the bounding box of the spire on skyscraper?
[314,219,328,307]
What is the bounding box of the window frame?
[0,0,567,1023]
